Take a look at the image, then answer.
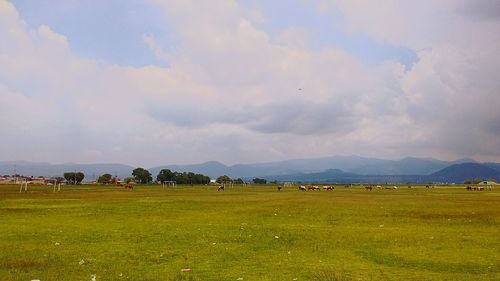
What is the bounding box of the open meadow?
[0,184,498,281]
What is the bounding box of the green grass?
[0,184,498,280]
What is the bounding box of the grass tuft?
[311,268,351,281]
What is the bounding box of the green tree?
[216,175,231,184]
[63,172,85,185]
[97,173,113,184]
[187,172,196,185]
[75,172,84,184]
[253,178,267,184]
[233,178,244,184]
[132,167,152,184]
[173,172,187,184]
[156,169,174,183]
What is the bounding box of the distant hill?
[149,156,486,178]
[350,157,448,175]
[2,157,499,183]
[484,162,500,173]
[428,163,500,183]
[263,169,357,183]
[260,169,425,184]
[0,161,134,180]
[260,162,500,184]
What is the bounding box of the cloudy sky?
[1,0,499,166]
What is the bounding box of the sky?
[1,0,499,166]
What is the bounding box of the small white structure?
[19,178,62,193]
[479,180,496,190]
[478,181,498,185]
[19,179,29,192]
[52,182,62,192]
[161,181,176,188]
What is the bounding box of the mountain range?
[1,156,499,183]
[148,156,482,178]
[261,163,500,184]
[0,161,133,180]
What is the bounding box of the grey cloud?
[148,103,255,128]
[245,101,359,135]
[432,119,500,158]
[457,0,500,20]
[148,98,362,136]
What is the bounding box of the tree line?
[155,168,210,185]
[62,168,270,185]
[215,175,266,184]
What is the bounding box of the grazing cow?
[299,185,307,191]
[393,186,398,190]
[407,185,412,189]
[466,186,472,190]
[305,185,318,191]
[277,185,282,191]
[218,184,225,191]
[376,185,382,189]
[323,186,334,190]
[306,185,320,191]
[124,184,133,189]
[364,186,373,191]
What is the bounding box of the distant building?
[479,181,498,185]
[31,177,46,184]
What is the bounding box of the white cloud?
[333,0,500,160]
[142,34,171,63]
[0,0,499,166]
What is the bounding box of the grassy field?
[0,184,498,281]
